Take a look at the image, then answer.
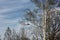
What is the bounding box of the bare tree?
[20,27,30,40]
[32,35,36,40]
[25,0,59,40]
[25,9,43,40]
[55,31,60,40]
[46,11,60,40]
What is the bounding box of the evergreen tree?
[12,29,17,40]
[4,27,12,40]
[0,35,1,40]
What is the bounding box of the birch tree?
[25,0,58,40]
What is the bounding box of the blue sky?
[0,0,36,37]
[0,0,60,38]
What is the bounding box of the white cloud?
[0,9,10,13]
[20,0,30,3]
[0,0,30,3]
[55,7,60,10]
[0,0,34,39]
[0,5,24,14]
[0,0,30,14]
[0,15,6,18]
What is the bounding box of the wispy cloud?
[0,0,35,38]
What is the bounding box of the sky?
[0,0,60,39]
[0,0,36,37]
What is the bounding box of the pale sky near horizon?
[0,0,36,38]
